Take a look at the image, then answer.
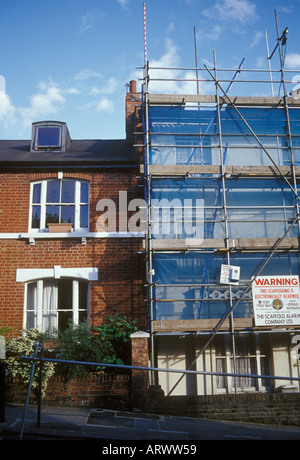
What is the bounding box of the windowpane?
[37,127,61,148]
[79,281,88,308]
[58,279,73,309]
[32,206,41,228]
[46,180,60,203]
[61,205,75,225]
[27,282,37,311]
[79,311,88,323]
[32,183,41,204]
[46,205,59,224]
[61,181,75,203]
[58,311,72,332]
[80,182,89,203]
[80,205,89,228]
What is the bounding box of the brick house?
[0,81,146,339]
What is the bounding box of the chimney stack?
[126,81,141,146]
[129,80,137,93]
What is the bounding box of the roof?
[0,139,137,168]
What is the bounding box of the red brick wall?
[0,173,30,232]
[0,169,146,337]
[0,170,141,233]
[6,373,130,409]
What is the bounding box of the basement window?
[30,121,71,152]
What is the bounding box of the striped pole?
[144,2,147,64]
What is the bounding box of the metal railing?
[18,341,300,439]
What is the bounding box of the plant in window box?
[48,222,73,233]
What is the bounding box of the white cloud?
[95,98,115,113]
[203,0,257,24]
[74,69,102,81]
[0,75,16,130]
[285,53,300,69]
[144,38,210,95]
[82,97,115,114]
[118,0,130,9]
[0,71,119,137]
[90,77,118,96]
[19,85,65,127]
[66,87,81,95]
[0,75,6,93]
[79,10,97,34]
[0,90,16,123]
[250,31,264,48]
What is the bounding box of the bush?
[5,329,56,397]
[55,315,137,380]
[93,314,138,365]
[0,325,11,336]
[4,315,138,390]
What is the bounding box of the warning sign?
[252,275,300,326]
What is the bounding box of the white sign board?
[252,275,300,326]
[220,264,240,285]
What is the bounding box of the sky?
[0,0,300,141]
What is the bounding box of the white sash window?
[25,278,89,332]
[30,178,89,231]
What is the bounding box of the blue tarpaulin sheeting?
[153,252,300,321]
[149,106,300,166]
[147,105,300,322]
[150,177,298,239]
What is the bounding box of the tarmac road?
[1,403,300,443]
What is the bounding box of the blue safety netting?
[147,105,300,324]
[148,106,300,166]
[153,252,300,321]
[150,177,299,239]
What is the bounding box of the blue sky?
[0,0,300,140]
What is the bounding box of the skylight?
[36,126,61,149]
[30,121,71,152]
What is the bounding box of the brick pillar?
[130,331,150,411]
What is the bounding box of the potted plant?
[48,222,73,233]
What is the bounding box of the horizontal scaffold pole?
[20,354,300,382]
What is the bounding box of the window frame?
[29,178,90,232]
[24,278,90,332]
[30,121,71,152]
[213,333,272,394]
[34,126,62,150]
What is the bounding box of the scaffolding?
[140,12,300,394]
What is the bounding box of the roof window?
[30,121,71,152]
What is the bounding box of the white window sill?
[0,231,145,240]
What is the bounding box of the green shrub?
[4,315,138,391]
[0,325,11,336]
[5,329,56,397]
[55,315,137,380]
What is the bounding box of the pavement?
[1,403,300,445]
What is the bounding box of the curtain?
[42,281,58,331]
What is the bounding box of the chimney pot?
[130,80,137,93]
